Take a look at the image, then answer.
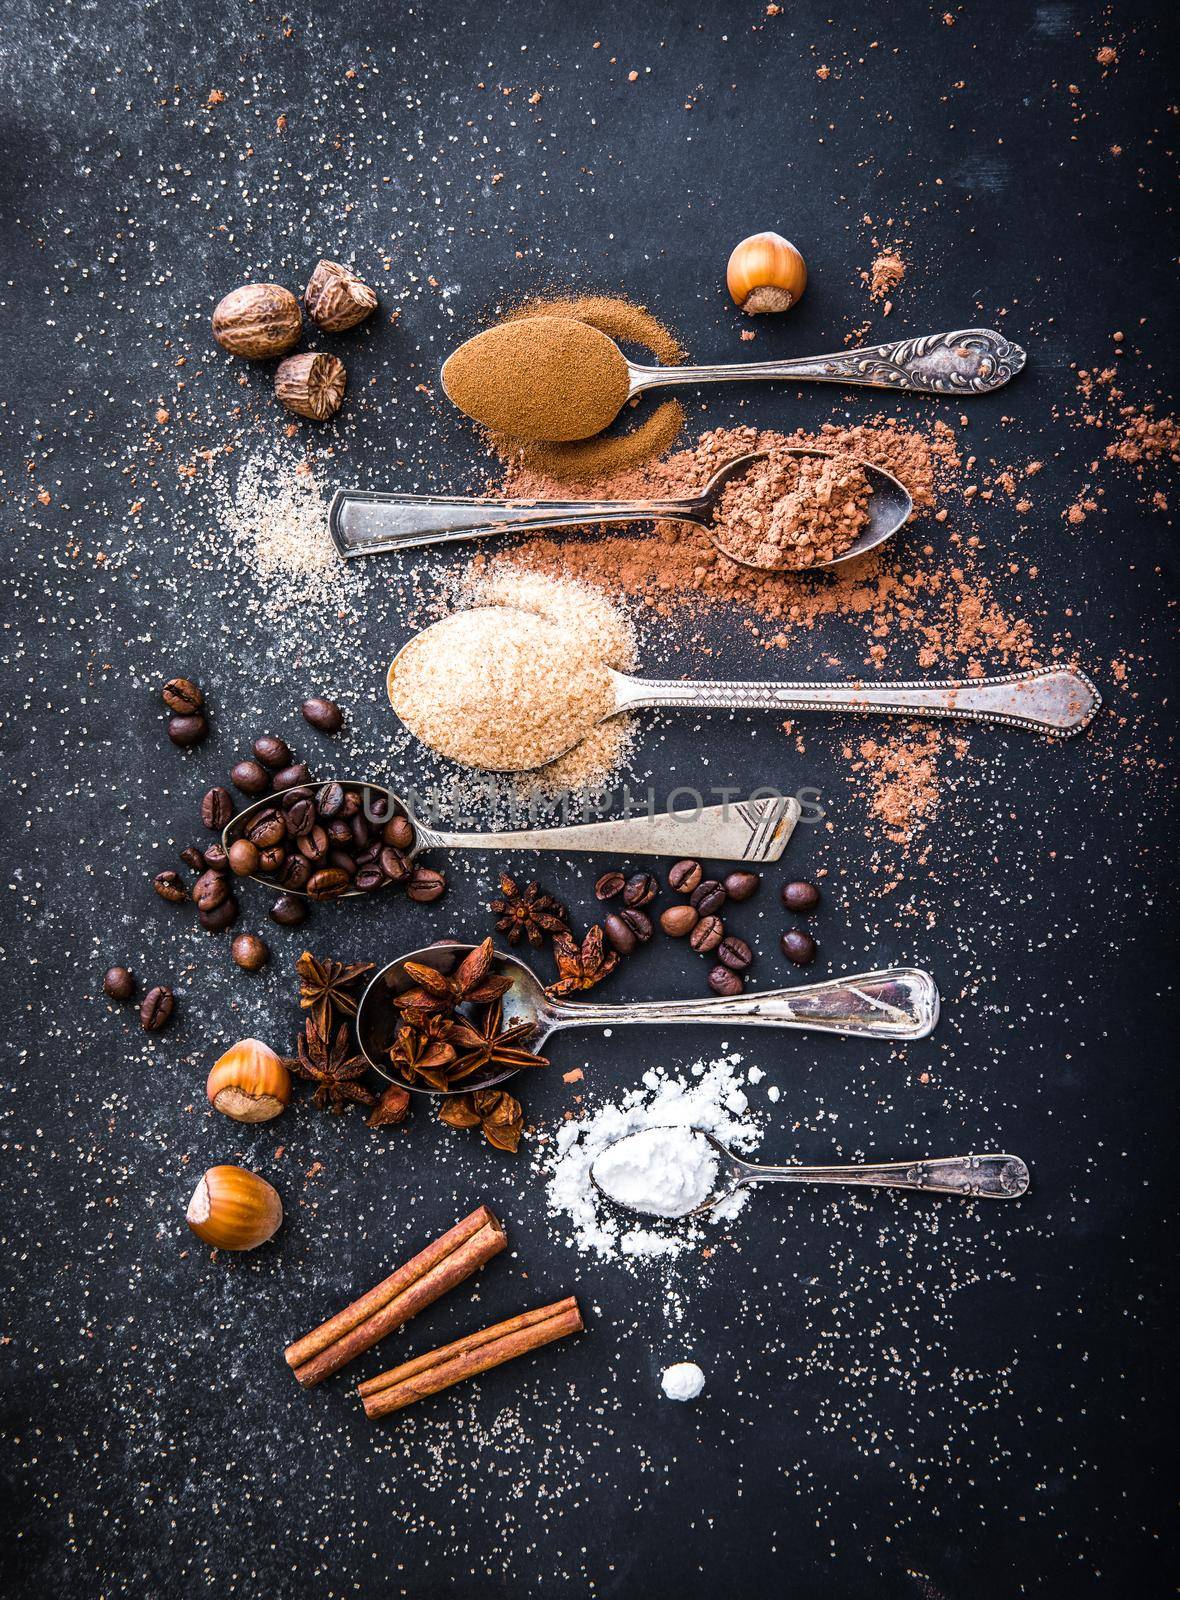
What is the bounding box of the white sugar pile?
[535,1052,762,1262]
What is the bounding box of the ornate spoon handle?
[614,664,1100,738]
[417,794,799,863]
[548,967,939,1041]
[629,328,1025,398]
[741,1153,1029,1199]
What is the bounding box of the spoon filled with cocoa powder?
[331,448,912,572]
[387,608,1101,774]
[440,315,1026,442]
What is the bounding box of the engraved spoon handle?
[420,795,798,863]
[629,328,1025,398]
[738,1153,1030,1199]
[613,665,1100,738]
[329,488,704,557]
[548,967,939,1040]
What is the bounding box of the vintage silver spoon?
[441,321,1027,440]
[589,1126,1030,1217]
[222,782,800,900]
[388,621,1102,772]
[328,449,913,571]
[356,942,940,1096]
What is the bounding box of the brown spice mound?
[1104,407,1180,467]
[489,294,686,479]
[848,728,945,843]
[868,249,907,302]
[712,451,872,570]
[441,316,630,440]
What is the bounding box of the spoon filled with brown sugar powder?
[331,448,912,571]
[388,609,1101,773]
[440,316,1027,442]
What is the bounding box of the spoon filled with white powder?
[591,1125,1031,1218]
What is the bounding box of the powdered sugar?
[591,1126,720,1219]
[535,1052,762,1262]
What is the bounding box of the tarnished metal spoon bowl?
[356,942,940,1097]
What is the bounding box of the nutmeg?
[185,1164,283,1250]
[726,232,807,315]
[206,1038,291,1122]
[304,258,378,331]
[211,283,302,358]
[274,352,347,420]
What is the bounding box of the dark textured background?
[0,2,1175,1596]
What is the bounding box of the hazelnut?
[185,1164,283,1250]
[726,232,808,315]
[304,258,378,332]
[206,1038,291,1122]
[275,352,347,420]
[211,283,302,359]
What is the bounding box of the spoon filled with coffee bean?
[356,942,940,1096]
[222,782,803,904]
[388,613,1102,774]
[329,449,914,572]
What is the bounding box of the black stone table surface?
[0,2,1174,1595]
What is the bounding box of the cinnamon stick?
[284,1205,506,1388]
[358,1295,583,1419]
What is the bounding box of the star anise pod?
[444,999,548,1083]
[437,1088,524,1153]
[367,1084,412,1129]
[389,1018,457,1092]
[290,1015,376,1113]
[295,951,375,1036]
[489,873,569,947]
[395,937,511,1021]
[546,926,619,997]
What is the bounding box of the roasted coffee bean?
[707,966,744,997]
[258,844,286,873]
[140,985,174,1031]
[269,894,307,927]
[231,933,269,972]
[248,812,287,849]
[723,870,760,903]
[341,789,363,818]
[380,847,411,882]
[668,859,703,894]
[690,879,727,916]
[200,786,235,831]
[228,839,260,876]
[297,824,329,862]
[355,865,385,893]
[603,912,638,956]
[781,880,820,914]
[162,677,203,715]
[660,904,699,938]
[202,841,229,872]
[280,855,312,890]
[327,818,353,847]
[317,781,345,818]
[302,696,343,734]
[780,928,817,965]
[192,869,229,912]
[285,796,317,837]
[382,815,415,851]
[406,865,447,903]
[595,871,626,901]
[231,759,269,795]
[168,713,208,747]
[200,895,239,932]
[152,869,188,904]
[618,907,653,943]
[717,935,753,972]
[103,966,135,1002]
[179,845,206,872]
[623,872,659,908]
[273,763,313,792]
[349,814,372,849]
[328,849,357,877]
[690,915,724,953]
[253,734,291,770]
[368,793,390,822]
[307,867,350,900]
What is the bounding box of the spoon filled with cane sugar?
[387,608,1101,773]
[439,314,1027,442]
[589,1126,1030,1220]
